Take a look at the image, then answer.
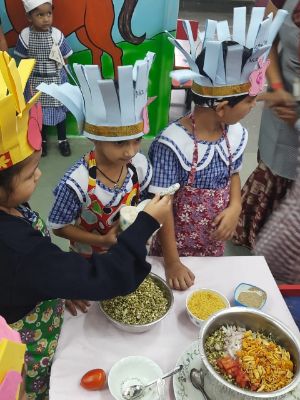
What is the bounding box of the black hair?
[192,41,252,108]
[0,159,27,200]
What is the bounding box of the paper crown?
[170,7,288,98]
[38,52,156,141]
[0,52,42,171]
[0,316,26,400]
[22,0,53,13]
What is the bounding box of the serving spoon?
[190,368,211,400]
[122,364,183,400]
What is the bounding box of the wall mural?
[1,0,179,137]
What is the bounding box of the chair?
[278,284,300,329]
[171,19,199,110]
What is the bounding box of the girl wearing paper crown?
[38,53,160,314]
[147,7,288,290]
[0,52,170,399]
[15,0,73,157]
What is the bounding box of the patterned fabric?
[150,123,232,257]
[148,121,244,191]
[10,206,64,400]
[48,152,152,228]
[15,26,72,126]
[232,161,293,250]
[70,151,140,256]
[254,129,300,283]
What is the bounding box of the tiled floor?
[31,0,259,256]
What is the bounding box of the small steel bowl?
[199,307,300,400]
[99,272,174,333]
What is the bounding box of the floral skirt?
[10,299,64,400]
[232,161,293,250]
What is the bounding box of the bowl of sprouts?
[99,273,173,333]
[198,307,300,399]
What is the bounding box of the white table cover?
[49,256,300,399]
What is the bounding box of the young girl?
[148,8,287,290]
[0,52,170,399]
[15,0,72,157]
[38,53,160,314]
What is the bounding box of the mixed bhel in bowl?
[186,288,230,327]
[198,307,300,399]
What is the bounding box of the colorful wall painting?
[1,0,179,138]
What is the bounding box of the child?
[39,53,159,313]
[15,0,73,157]
[0,52,170,399]
[148,8,288,290]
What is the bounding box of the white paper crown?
[38,52,155,141]
[22,0,53,13]
[170,7,288,98]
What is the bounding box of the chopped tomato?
[80,369,106,391]
[216,356,250,389]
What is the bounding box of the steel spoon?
[122,364,183,400]
[190,368,212,400]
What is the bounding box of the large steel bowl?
[99,272,174,333]
[198,307,300,400]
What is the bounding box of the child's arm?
[157,203,195,291]
[212,172,242,241]
[53,223,118,251]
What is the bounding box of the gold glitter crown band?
[192,81,251,98]
[84,121,144,138]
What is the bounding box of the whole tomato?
[80,368,106,390]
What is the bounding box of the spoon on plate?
[190,368,211,400]
[122,364,183,400]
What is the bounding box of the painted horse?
[4,0,145,75]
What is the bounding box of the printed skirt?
[232,161,293,250]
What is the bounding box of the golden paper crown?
[0,52,41,171]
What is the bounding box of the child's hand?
[65,299,91,316]
[98,223,119,250]
[211,205,241,241]
[165,260,195,291]
[143,194,172,225]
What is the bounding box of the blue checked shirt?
[148,124,243,191]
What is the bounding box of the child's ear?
[26,13,32,23]
[215,100,229,118]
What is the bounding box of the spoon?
[190,368,211,400]
[122,364,183,400]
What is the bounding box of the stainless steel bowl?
[198,307,300,400]
[99,272,174,333]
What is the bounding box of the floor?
[30,0,259,256]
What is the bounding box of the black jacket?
[0,211,158,323]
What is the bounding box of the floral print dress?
[10,205,64,400]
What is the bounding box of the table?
[49,256,299,399]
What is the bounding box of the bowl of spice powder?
[234,283,267,309]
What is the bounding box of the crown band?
[192,81,251,98]
[84,121,144,137]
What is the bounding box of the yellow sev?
[187,290,227,320]
[236,331,294,392]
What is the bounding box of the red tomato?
[80,369,106,391]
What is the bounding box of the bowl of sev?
[186,288,230,327]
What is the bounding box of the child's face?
[94,138,142,166]
[0,152,42,207]
[28,3,53,32]
[220,96,257,125]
